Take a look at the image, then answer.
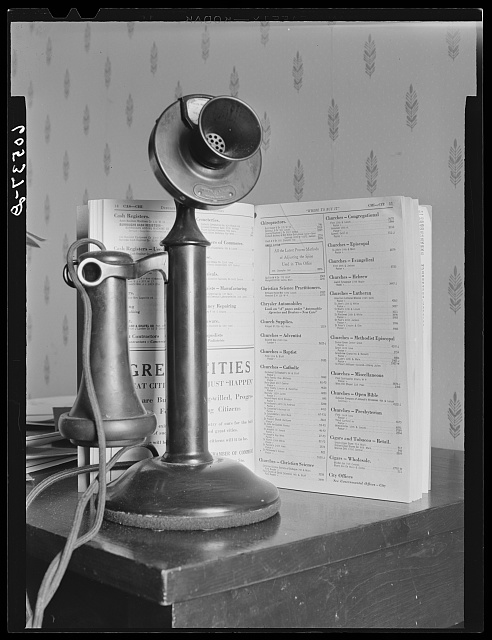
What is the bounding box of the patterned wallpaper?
[11,20,476,450]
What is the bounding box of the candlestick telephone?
[26,95,280,628]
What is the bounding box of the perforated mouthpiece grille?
[206,132,226,154]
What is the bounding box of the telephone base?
[103,455,281,530]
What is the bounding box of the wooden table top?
[26,447,464,607]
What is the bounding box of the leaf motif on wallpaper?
[405,84,418,132]
[293,159,305,201]
[82,188,89,206]
[175,81,183,100]
[292,51,303,92]
[202,25,210,62]
[44,276,50,304]
[127,21,135,38]
[84,23,91,53]
[63,151,69,181]
[64,69,70,99]
[62,233,69,264]
[448,266,463,314]
[328,99,339,141]
[260,21,270,46]
[364,34,376,78]
[27,81,33,109]
[230,66,239,98]
[446,28,460,61]
[126,94,134,127]
[448,139,463,187]
[150,42,158,76]
[83,104,90,135]
[104,143,111,176]
[448,392,462,440]
[261,112,271,152]
[44,355,50,386]
[45,115,51,143]
[126,184,133,200]
[44,194,50,224]
[62,314,69,346]
[104,56,111,89]
[365,150,378,195]
[46,37,52,65]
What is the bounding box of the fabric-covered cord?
[25,445,158,627]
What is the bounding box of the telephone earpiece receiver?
[59,249,168,447]
[149,94,262,210]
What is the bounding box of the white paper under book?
[76,195,432,503]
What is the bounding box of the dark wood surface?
[173,528,464,628]
[25,448,464,629]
